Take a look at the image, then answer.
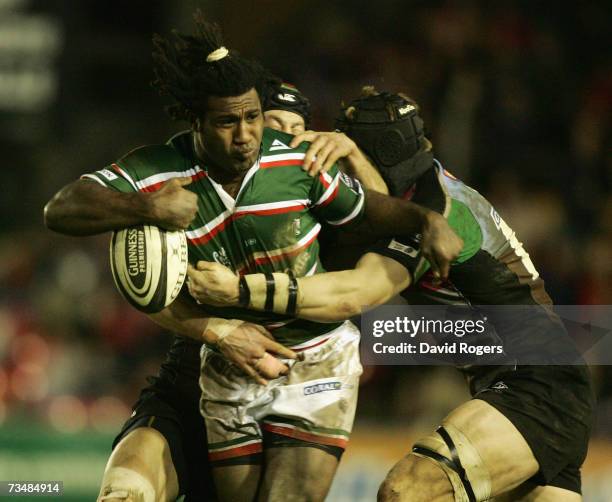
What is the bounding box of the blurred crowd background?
[0,0,610,499]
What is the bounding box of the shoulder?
[432,162,488,263]
[260,127,308,168]
[434,160,486,209]
[261,127,309,155]
[117,131,193,172]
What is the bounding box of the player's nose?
[233,119,252,144]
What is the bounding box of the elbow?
[43,181,83,234]
[333,288,390,319]
[357,283,397,314]
[43,198,61,231]
[44,192,74,234]
[334,295,365,320]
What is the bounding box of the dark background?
[0,1,610,499]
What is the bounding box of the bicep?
[294,253,410,322]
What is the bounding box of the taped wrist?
[243,273,299,315]
[205,319,245,347]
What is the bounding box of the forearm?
[297,254,410,321]
[297,269,385,321]
[340,150,389,195]
[357,189,427,237]
[44,179,152,236]
[148,293,240,344]
[235,254,410,322]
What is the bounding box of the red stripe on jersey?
[252,231,318,267]
[235,204,306,217]
[140,170,207,193]
[188,216,234,246]
[318,184,339,207]
[261,424,348,449]
[188,203,306,247]
[237,230,319,274]
[318,172,331,188]
[292,337,330,352]
[208,441,262,461]
[260,159,304,169]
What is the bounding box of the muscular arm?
[288,131,461,278]
[338,148,388,194]
[360,189,426,236]
[296,253,410,321]
[44,177,197,236]
[44,180,153,235]
[148,292,226,344]
[186,253,411,323]
[360,190,462,278]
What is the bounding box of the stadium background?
[0,0,610,500]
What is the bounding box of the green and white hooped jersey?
[82,128,365,346]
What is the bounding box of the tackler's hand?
[290,131,357,177]
[212,322,298,385]
[420,211,463,281]
[187,261,240,306]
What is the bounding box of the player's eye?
[216,116,237,127]
[246,111,260,122]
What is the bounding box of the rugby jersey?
[83,127,365,345]
[371,161,577,389]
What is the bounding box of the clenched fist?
[420,210,464,280]
[147,176,198,230]
[186,261,239,306]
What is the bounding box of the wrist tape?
[241,273,299,315]
[205,319,245,347]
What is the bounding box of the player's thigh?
[259,446,339,502]
[379,399,539,502]
[212,464,261,502]
[496,483,582,502]
[99,426,178,502]
[442,398,539,494]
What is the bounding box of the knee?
[99,427,178,502]
[98,467,156,502]
[378,455,451,502]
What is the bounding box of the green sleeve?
[80,144,192,194]
[414,199,482,280]
[309,164,365,229]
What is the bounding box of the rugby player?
[189,89,595,501]
[43,14,462,502]
[104,82,315,502]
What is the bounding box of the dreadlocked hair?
[152,10,266,123]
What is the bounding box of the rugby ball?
[109,225,188,313]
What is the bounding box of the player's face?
[264,109,306,135]
[196,88,264,173]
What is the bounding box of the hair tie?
[206,46,229,62]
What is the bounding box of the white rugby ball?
[109,225,188,313]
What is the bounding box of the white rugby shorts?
[200,321,362,464]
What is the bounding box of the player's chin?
[231,153,257,171]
